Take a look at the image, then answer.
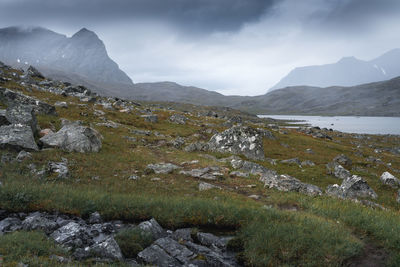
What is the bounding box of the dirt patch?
[344,239,389,267]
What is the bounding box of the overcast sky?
[1,0,400,95]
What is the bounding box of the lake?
[258,115,400,135]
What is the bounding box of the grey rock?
[130,129,151,136]
[257,128,276,140]
[281,158,301,165]
[154,237,195,264]
[326,175,378,199]
[146,163,180,174]
[208,126,265,160]
[137,242,180,266]
[16,150,32,162]
[333,154,352,168]
[47,159,69,179]
[263,174,323,196]
[301,160,315,167]
[198,182,221,191]
[172,228,193,242]
[90,236,123,261]
[184,241,235,267]
[229,171,249,178]
[0,124,39,151]
[138,218,165,240]
[380,171,400,188]
[5,104,38,134]
[0,217,22,234]
[22,212,58,234]
[0,87,56,115]
[141,114,158,123]
[88,212,102,224]
[327,162,351,179]
[50,222,87,246]
[27,66,44,79]
[197,232,225,249]
[169,114,188,124]
[54,101,68,108]
[0,109,9,126]
[180,167,223,180]
[169,137,185,149]
[184,142,209,152]
[40,122,102,153]
[96,121,120,128]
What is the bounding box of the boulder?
[380,172,400,188]
[50,222,89,248]
[54,101,68,108]
[0,217,22,234]
[146,163,180,174]
[22,212,58,234]
[40,122,102,153]
[333,154,352,168]
[47,159,69,179]
[326,162,351,179]
[326,175,378,199]
[169,114,188,124]
[262,174,323,196]
[90,236,123,261]
[197,232,225,249]
[172,228,193,242]
[0,124,39,151]
[138,218,166,240]
[168,137,185,149]
[184,142,209,152]
[208,126,265,160]
[0,87,56,115]
[199,182,221,191]
[256,128,276,140]
[6,104,38,134]
[137,242,181,266]
[88,212,102,224]
[281,158,301,165]
[16,150,32,162]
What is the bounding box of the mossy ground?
[0,69,399,266]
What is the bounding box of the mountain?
[0,26,132,86]
[235,77,400,116]
[270,49,400,90]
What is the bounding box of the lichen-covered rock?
[380,172,400,188]
[0,87,56,115]
[22,212,58,234]
[180,167,223,180]
[198,182,221,191]
[16,150,32,162]
[184,142,209,152]
[47,159,69,179]
[0,217,22,234]
[146,163,180,174]
[281,158,301,165]
[6,104,38,134]
[208,126,265,160]
[138,218,166,240]
[333,154,352,168]
[169,114,188,124]
[326,175,378,199]
[262,174,323,196]
[0,124,39,151]
[40,122,102,153]
[90,236,123,261]
[327,162,351,179]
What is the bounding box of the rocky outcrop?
[5,104,38,134]
[380,172,400,188]
[327,162,351,179]
[0,124,39,151]
[146,163,181,174]
[208,126,265,160]
[40,122,102,153]
[0,87,56,115]
[326,175,378,199]
[262,174,323,196]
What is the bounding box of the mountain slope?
[238,77,400,116]
[270,49,400,90]
[0,26,132,86]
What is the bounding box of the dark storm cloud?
[0,0,276,33]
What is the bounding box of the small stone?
[248,194,261,200]
[54,101,68,108]
[16,150,32,162]
[198,182,221,191]
[141,114,158,123]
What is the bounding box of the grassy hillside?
[0,66,400,266]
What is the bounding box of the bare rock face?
[40,122,102,153]
[208,126,265,160]
[326,175,378,199]
[0,124,39,151]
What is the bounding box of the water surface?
[258,115,400,135]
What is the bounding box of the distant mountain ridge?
[270,49,400,90]
[0,26,132,86]
[0,26,399,116]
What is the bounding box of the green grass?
[115,228,154,258]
